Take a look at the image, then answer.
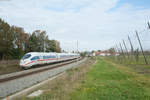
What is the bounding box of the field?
[107,55,150,65]
[105,55,150,76]
[71,57,150,100]
[18,57,150,100]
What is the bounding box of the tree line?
[0,18,61,60]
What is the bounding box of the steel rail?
[0,58,82,83]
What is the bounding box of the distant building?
[86,52,96,57]
[96,51,110,56]
[96,51,119,56]
[92,52,96,56]
[113,52,120,56]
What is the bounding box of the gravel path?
[0,58,87,98]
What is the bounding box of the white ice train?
[20,52,80,69]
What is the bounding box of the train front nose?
[20,59,30,69]
[20,59,27,67]
[20,59,24,66]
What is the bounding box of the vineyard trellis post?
[148,22,150,29]
[115,45,121,62]
[135,31,148,65]
[114,46,118,62]
[135,48,139,62]
[122,39,129,59]
[128,35,136,62]
[119,43,126,62]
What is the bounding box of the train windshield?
[22,54,31,60]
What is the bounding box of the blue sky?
[0,0,150,51]
[109,0,150,12]
[118,0,150,8]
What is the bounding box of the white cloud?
[0,0,150,51]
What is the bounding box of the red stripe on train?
[25,57,75,66]
[25,58,57,65]
[25,61,36,65]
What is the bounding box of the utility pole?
[44,39,45,52]
[76,40,79,61]
[136,31,148,64]
[55,40,58,53]
[77,40,78,54]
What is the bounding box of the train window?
[37,56,40,59]
[43,55,56,59]
[51,55,56,58]
[43,56,46,59]
[31,56,40,61]
[60,55,63,58]
[60,55,67,58]
[22,54,31,60]
[31,57,35,61]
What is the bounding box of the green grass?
[71,57,150,100]
[105,56,150,76]
[19,57,150,100]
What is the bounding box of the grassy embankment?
[105,56,150,76]
[21,57,150,100]
[71,57,150,100]
[0,60,20,75]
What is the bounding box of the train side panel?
[20,52,80,69]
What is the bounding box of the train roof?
[25,52,79,56]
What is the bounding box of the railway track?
[0,57,86,98]
[0,58,82,83]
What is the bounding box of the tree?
[98,50,101,52]
[55,40,61,53]
[45,40,61,53]
[11,26,30,58]
[27,30,47,52]
[108,48,115,55]
[0,19,14,59]
[27,30,61,53]
[80,51,88,57]
[0,18,62,60]
[91,50,95,53]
